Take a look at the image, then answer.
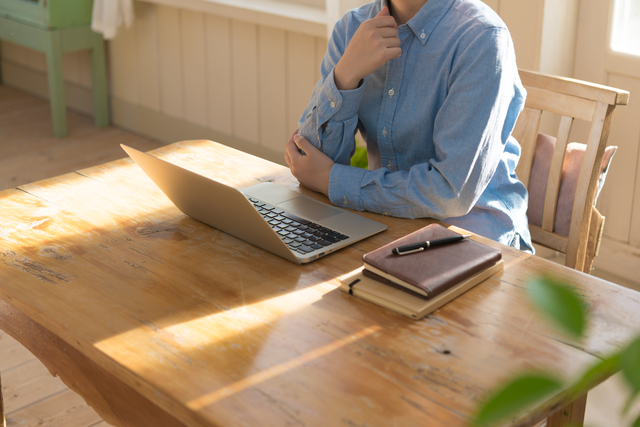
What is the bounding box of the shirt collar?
[381,0,456,45]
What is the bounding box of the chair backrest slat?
[513,107,542,188]
[541,115,574,231]
[525,86,596,121]
[566,102,614,270]
[519,70,629,106]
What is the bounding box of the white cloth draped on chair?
[91,0,134,40]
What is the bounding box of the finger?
[375,6,389,17]
[284,148,291,166]
[378,27,399,39]
[386,47,402,60]
[286,137,302,160]
[384,38,401,48]
[286,129,298,147]
[371,8,397,29]
[293,134,316,153]
[372,15,397,29]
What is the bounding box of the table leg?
[0,299,186,427]
[0,371,5,427]
[0,376,7,427]
[45,30,67,137]
[546,393,587,427]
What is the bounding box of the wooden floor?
[1,85,638,426]
[0,85,160,191]
[0,84,160,426]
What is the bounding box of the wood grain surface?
[1,140,639,427]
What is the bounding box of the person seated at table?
[284,0,534,253]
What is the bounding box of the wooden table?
[1,140,639,427]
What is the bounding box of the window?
[611,0,640,56]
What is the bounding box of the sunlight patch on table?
[94,280,337,355]
[187,325,381,410]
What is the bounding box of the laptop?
[121,145,387,264]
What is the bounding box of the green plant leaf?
[621,336,640,413]
[350,146,368,169]
[473,373,562,426]
[528,275,587,338]
[572,354,619,393]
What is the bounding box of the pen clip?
[396,247,425,255]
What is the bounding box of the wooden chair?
[513,70,629,274]
[0,0,109,137]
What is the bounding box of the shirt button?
[330,101,336,108]
[381,127,387,137]
[420,31,426,39]
[387,161,393,169]
[388,89,395,97]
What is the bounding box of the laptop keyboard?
[247,197,349,255]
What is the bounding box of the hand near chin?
[284,131,333,196]
[334,6,401,90]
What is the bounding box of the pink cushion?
[527,133,617,237]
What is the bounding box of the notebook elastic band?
[348,278,361,295]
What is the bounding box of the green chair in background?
[0,0,109,137]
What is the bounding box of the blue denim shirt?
[298,0,533,252]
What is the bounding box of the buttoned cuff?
[318,69,365,124]
[328,163,367,211]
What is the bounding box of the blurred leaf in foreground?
[528,275,587,339]
[572,354,619,392]
[621,336,640,413]
[473,374,562,426]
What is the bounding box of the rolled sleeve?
[328,163,367,211]
[299,68,365,164]
[317,69,365,124]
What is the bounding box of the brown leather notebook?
[362,224,502,298]
[339,261,503,320]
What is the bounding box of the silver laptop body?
[121,145,387,264]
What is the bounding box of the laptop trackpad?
[277,197,343,222]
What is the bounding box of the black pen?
[391,234,473,255]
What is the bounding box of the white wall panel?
[484,0,499,13]
[2,42,28,66]
[205,15,233,135]
[135,2,161,111]
[258,26,287,152]
[539,0,579,77]
[62,52,80,85]
[2,41,92,90]
[286,32,317,135]
[109,19,139,104]
[314,37,327,85]
[573,0,610,86]
[157,5,184,119]
[77,50,92,88]
[631,128,640,247]
[598,74,640,243]
[26,49,46,72]
[181,9,208,126]
[500,0,544,71]
[231,20,259,144]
